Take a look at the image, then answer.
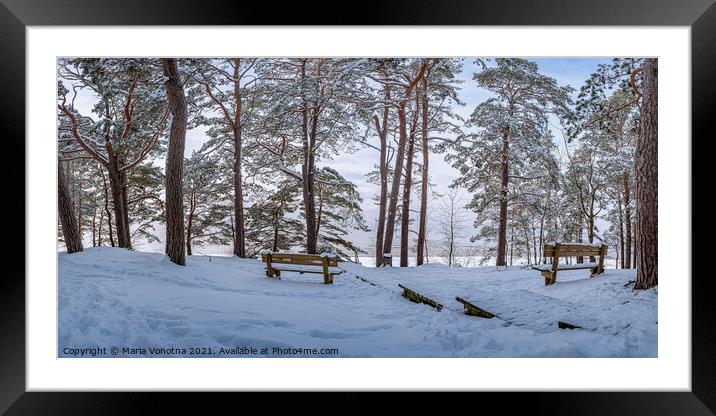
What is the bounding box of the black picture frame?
[1,0,712,413]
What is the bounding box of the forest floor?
[58,247,657,357]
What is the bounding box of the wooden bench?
[260,251,343,285]
[533,242,607,286]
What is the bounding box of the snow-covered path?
[58,248,657,357]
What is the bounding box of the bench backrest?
[261,252,339,267]
[544,243,606,258]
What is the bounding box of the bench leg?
[541,271,555,286]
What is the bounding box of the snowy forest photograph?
[57,57,658,358]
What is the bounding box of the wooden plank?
[455,296,496,318]
[266,252,339,267]
[533,263,598,272]
[544,249,602,257]
[545,243,602,251]
[355,275,377,286]
[270,264,342,274]
[398,284,443,311]
[558,321,582,330]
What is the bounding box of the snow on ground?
[58,247,657,358]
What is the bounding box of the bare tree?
[437,189,465,267]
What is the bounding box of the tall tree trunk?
[400,129,416,267]
[496,125,510,266]
[101,172,115,247]
[106,164,130,248]
[91,197,97,247]
[302,126,318,254]
[576,210,584,263]
[186,186,195,256]
[272,207,280,252]
[588,201,596,262]
[617,191,625,269]
[532,221,538,264]
[383,103,409,263]
[186,231,192,256]
[316,185,324,239]
[121,170,130,244]
[162,58,187,266]
[58,162,84,253]
[539,198,547,263]
[300,60,319,254]
[97,205,104,246]
[382,63,426,264]
[102,97,130,249]
[417,77,430,266]
[232,58,246,258]
[623,172,632,268]
[374,83,391,267]
[633,221,637,267]
[448,206,454,266]
[635,59,658,289]
[400,92,420,267]
[77,178,83,240]
[509,225,514,266]
[524,226,531,265]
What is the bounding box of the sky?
[63,57,612,257]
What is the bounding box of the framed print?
[2,0,714,413]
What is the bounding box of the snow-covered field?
[58,247,657,358]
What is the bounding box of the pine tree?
[245,179,304,255]
[312,167,369,259]
[184,153,234,255]
[453,59,572,266]
[255,58,367,254]
[58,59,169,249]
[440,59,568,267]
[188,58,258,258]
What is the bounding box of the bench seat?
[270,264,344,274]
[533,262,598,272]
